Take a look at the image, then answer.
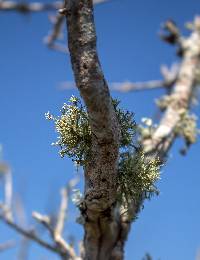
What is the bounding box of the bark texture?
[1,2,200,260]
[64,1,120,259]
[64,3,200,259]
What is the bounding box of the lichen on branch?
[45,96,91,165]
[118,150,160,207]
[46,96,161,206]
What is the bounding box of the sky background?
[0,0,200,259]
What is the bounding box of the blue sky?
[0,0,200,259]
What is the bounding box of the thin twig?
[111,80,166,92]
[0,161,13,219]
[0,1,62,12]
[32,177,80,259]
[0,214,60,254]
[54,188,68,239]
[0,240,15,252]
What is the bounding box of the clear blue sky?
[0,0,200,259]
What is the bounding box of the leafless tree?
[0,1,200,260]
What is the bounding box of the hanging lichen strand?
[46,96,160,204]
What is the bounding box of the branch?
[0,1,62,12]
[111,80,166,92]
[0,189,62,257]
[64,0,119,143]
[0,240,15,252]
[32,178,79,260]
[0,0,109,53]
[114,17,200,258]
[0,162,13,220]
[0,214,60,254]
[143,19,200,158]
[64,1,120,259]
[54,188,68,239]
[54,178,79,238]
[44,14,67,52]
[0,158,79,259]
[112,64,179,92]
[32,211,75,259]
[44,0,110,52]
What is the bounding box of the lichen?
[118,149,160,207]
[156,95,174,111]
[46,96,160,207]
[175,112,199,154]
[45,96,91,165]
[46,96,136,164]
[112,99,136,148]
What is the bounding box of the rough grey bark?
[64,1,121,259]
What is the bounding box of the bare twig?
[111,80,166,92]
[0,240,15,252]
[54,189,68,239]
[58,62,179,93]
[0,152,79,259]
[0,0,109,54]
[44,14,67,52]
[0,214,59,253]
[4,168,12,211]
[0,161,12,220]
[32,178,80,260]
[0,1,62,12]
[13,194,31,260]
[112,64,179,92]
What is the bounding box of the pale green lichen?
[175,112,199,154]
[46,96,160,206]
[112,99,136,148]
[45,96,91,165]
[118,150,160,206]
[156,95,174,111]
[46,96,136,164]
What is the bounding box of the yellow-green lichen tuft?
[175,112,199,146]
[45,96,91,165]
[46,96,161,207]
[118,149,160,206]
